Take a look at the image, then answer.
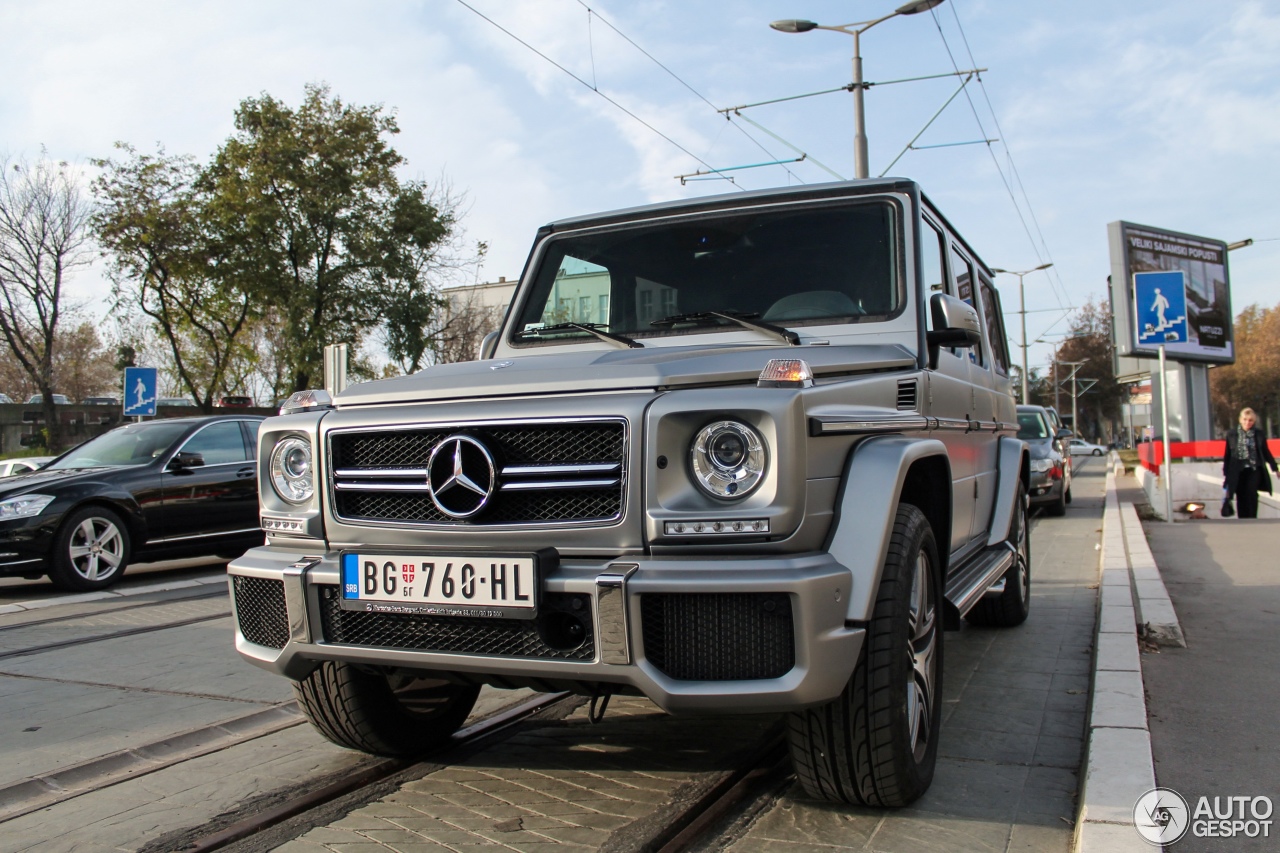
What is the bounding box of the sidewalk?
[1138,512,1280,851]
[1079,469,1279,851]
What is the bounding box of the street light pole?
[771,0,945,179]
[991,263,1053,405]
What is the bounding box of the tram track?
[150,694,794,853]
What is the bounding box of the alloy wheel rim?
[906,549,937,760]
[68,518,124,581]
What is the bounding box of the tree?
[0,152,93,449]
[1209,303,1280,435]
[202,84,458,393]
[1051,298,1126,440]
[0,320,116,402]
[93,145,256,413]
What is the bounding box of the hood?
[335,343,918,407]
[0,466,115,498]
[1022,437,1058,460]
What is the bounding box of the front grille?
[232,576,289,649]
[330,420,625,525]
[641,593,795,681]
[317,586,595,661]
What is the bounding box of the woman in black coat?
[1223,407,1278,518]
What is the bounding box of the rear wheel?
[966,482,1031,627]
[787,504,941,807]
[294,662,480,756]
[49,506,131,591]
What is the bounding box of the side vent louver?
[897,379,918,411]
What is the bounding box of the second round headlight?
[269,436,315,504]
[690,420,767,499]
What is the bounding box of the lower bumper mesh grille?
[641,593,795,681]
[317,586,595,661]
[232,576,289,649]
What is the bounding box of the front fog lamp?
[269,437,314,504]
[690,421,767,499]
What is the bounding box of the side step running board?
[944,543,1015,617]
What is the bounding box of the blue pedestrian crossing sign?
[1133,271,1187,346]
[123,366,158,417]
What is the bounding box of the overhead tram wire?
[454,0,744,190]
[570,0,807,186]
[925,4,1071,312]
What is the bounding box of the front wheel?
[49,506,131,591]
[787,503,942,807]
[1093,449,1103,456]
[294,662,480,756]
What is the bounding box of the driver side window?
[179,422,250,465]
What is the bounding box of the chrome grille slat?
[329,420,626,526]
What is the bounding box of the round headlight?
[690,420,767,499]
[270,436,314,504]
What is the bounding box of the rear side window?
[979,279,1011,374]
[949,245,984,366]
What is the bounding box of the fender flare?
[985,436,1030,547]
[826,435,950,623]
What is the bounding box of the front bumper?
[0,516,57,575]
[1027,470,1064,504]
[228,544,863,715]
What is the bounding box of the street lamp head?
[1034,262,1053,271]
[770,19,819,33]
[895,0,946,14]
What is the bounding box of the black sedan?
[0,415,264,590]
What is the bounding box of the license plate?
[340,552,538,619]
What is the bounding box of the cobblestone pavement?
[275,696,778,853]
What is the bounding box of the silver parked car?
[228,180,1032,808]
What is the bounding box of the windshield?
[48,421,190,469]
[1017,411,1050,440]
[512,200,900,344]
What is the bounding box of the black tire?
[1046,478,1068,516]
[294,662,480,756]
[787,504,942,807]
[49,506,131,591]
[1092,449,1103,456]
[1065,482,1073,505]
[966,482,1031,628]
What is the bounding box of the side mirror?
[480,331,500,361]
[169,451,205,470]
[926,293,983,368]
[1056,429,1073,441]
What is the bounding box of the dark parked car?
[1017,404,1071,516]
[0,415,264,590]
[81,396,121,406]
[214,395,254,408]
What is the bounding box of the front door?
[158,420,257,546]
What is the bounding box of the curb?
[1075,467,1161,852]
[1118,504,1185,647]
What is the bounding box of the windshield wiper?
[519,322,643,349]
[650,311,800,346]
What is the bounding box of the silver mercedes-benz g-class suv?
[229,179,1030,808]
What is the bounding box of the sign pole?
[1158,345,1173,523]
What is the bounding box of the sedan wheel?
[50,507,131,591]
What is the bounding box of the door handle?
[237,467,255,479]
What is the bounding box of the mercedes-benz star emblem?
[427,435,496,519]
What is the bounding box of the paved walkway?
[1140,516,1280,852]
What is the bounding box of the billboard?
[1107,221,1234,365]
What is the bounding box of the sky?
[3,0,1279,376]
